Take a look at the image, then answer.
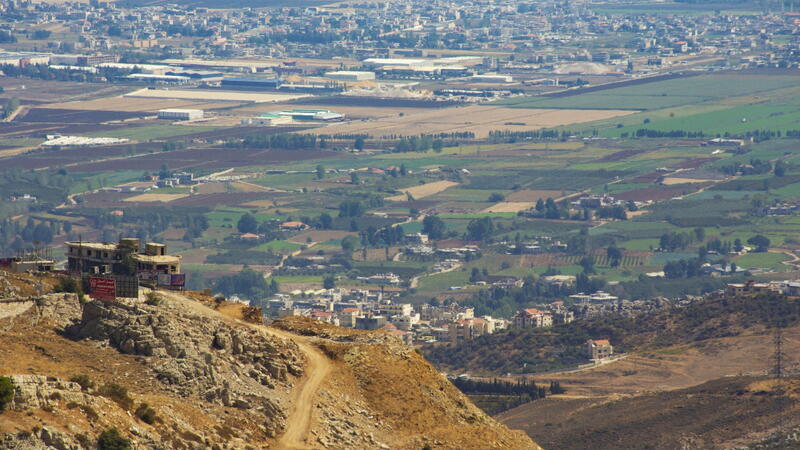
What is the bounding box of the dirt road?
[157,290,332,449]
[272,330,332,449]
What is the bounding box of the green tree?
[774,160,787,177]
[318,213,333,229]
[338,200,364,217]
[747,235,770,252]
[606,246,622,267]
[693,227,705,242]
[579,256,595,274]
[0,376,14,412]
[2,97,19,119]
[237,213,258,234]
[466,217,493,241]
[354,137,365,151]
[315,165,325,180]
[432,139,444,153]
[422,215,446,240]
[341,235,359,254]
[97,428,131,450]
[488,192,505,202]
[323,275,336,289]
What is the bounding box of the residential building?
[511,308,553,328]
[66,238,181,276]
[586,339,613,360]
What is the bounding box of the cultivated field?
[123,193,189,202]
[386,180,459,201]
[482,202,535,213]
[506,189,573,202]
[498,72,800,111]
[125,88,310,103]
[312,105,634,138]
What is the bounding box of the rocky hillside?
[0,271,538,449]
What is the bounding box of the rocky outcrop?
[66,299,304,437]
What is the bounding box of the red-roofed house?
[337,307,361,328]
[310,310,336,325]
[511,308,553,329]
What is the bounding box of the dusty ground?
[125,88,309,103]
[387,180,459,201]
[661,176,718,185]
[482,202,535,213]
[312,105,634,139]
[287,230,356,244]
[45,96,241,112]
[505,189,571,202]
[123,193,189,203]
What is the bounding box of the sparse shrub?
[0,376,15,412]
[97,428,131,450]
[70,374,94,391]
[75,433,91,447]
[134,403,157,424]
[66,401,78,409]
[80,404,99,421]
[144,292,162,306]
[99,383,133,410]
[49,392,62,401]
[54,277,79,293]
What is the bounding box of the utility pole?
[772,326,788,445]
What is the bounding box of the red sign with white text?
[89,277,116,300]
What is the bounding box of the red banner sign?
[89,277,116,300]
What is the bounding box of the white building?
[241,114,292,126]
[324,70,376,81]
[471,73,513,83]
[158,109,204,120]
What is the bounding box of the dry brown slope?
[273,316,542,449]
[1,276,538,450]
[499,375,800,450]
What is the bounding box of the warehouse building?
[221,77,282,90]
[324,70,376,81]
[158,109,204,120]
[125,73,190,84]
[471,73,514,83]
[0,51,51,66]
[277,109,344,121]
[241,113,293,126]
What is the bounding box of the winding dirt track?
[272,331,332,449]
[157,290,332,449]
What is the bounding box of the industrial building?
[324,70,376,81]
[276,109,344,121]
[166,69,224,79]
[221,77,282,90]
[158,109,204,120]
[125,73,190,84]
[471,73,514,83]
[99,62,174,74]
[240,113,293,126]
[0,51,51,66]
